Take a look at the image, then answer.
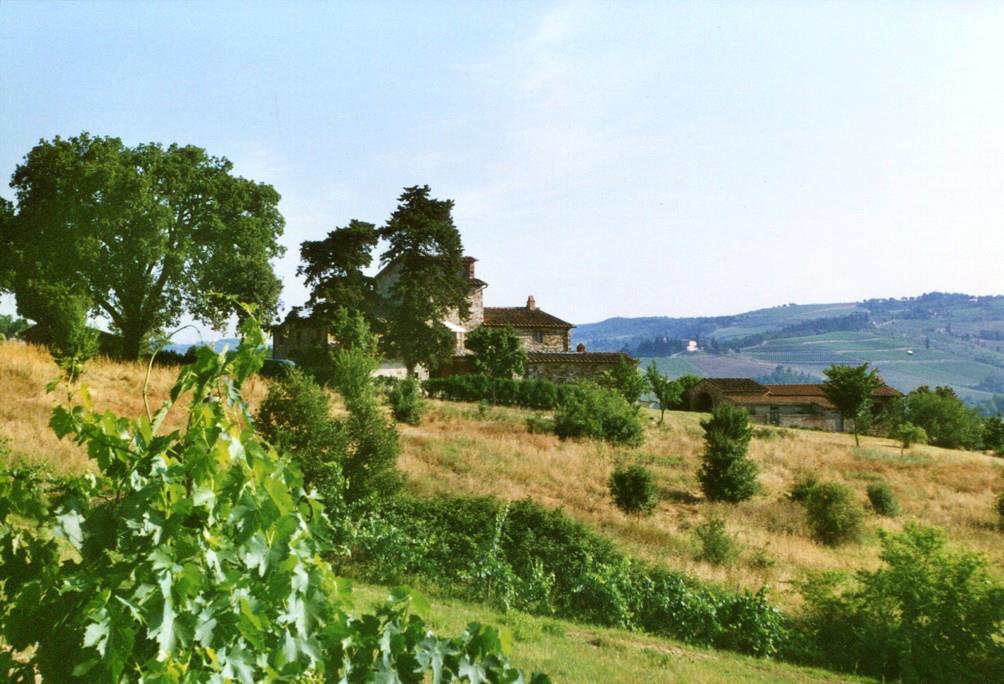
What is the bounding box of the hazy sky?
[2,1,1002,340]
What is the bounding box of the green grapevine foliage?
[0,315,547,683]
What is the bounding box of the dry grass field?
[0,340,267,474]
[2,338,1001,613]
[396,400,1004,609]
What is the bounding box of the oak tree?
[2,133,285,359]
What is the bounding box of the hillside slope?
[575,292,1004,403]
[397,401,1004,609]
[0,342,883,683]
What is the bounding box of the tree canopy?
[467,325,527,379]
[2,133,285,358]
[297,219,379,324]
[822,363,883,446]
[377,185,469,373]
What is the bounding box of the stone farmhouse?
[687,378,903,432]
[272,256,633,382]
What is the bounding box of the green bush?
[553,383,644,445]
[787,475,818,503]
[598,356,646,404]
[800,524,1004,682]
[351,495,788,658]
[609,463,659,515]
[896,421,928,454]
[698,404,758,503]
[386,376,425,425]
[866,482,899,517]
[424,374,571,410]
[804,482,864,545]
[256,367,347,508]
[693,516,739,566]
[995,492,1004,526]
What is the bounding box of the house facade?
[687,378,903,432]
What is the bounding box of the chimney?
[576,343,586,353]
[464,257,476,280]
[527,295,537,311]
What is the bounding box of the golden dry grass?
[397,400,1004,609]
[0,340,267,474]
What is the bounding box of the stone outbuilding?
[687,378,903,432]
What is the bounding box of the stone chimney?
[527,295,537,311]
[463,256,477,280]
[576,343,586,353]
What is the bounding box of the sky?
[2,1,1003,341]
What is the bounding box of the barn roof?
[483,307,574,329]
[697,378,768,394]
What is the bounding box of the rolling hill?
[574,292,1004,405]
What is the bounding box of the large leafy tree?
[3,133,285,358]
[377,185,469,374]
[822,363,883,446]
[297,219,379,324]
[467,324,527,379]
[905,385,984,450]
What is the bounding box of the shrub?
[256,367,347,507]
[787,475,818,503]
[525,414,554,434]
[553,383,644,445]
[866,482,899,517]
[386,376,425,425]
[609,463,659,515]
[804,482,865,545]
[353,495,788,658]
[800,524,1004,682]
[995,492,1004,526]
[698,404,758,503]
[424,374,567,410]
[896,421,928,454]
[693,515,739,566]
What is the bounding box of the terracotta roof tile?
[699,378,768,393]
[527,351,634,364]
[483,307,574,329]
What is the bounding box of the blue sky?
[2,1,1002,341]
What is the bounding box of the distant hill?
[574,292,1004,406]
[164,338,244,354]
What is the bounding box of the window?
[533,331,544,343]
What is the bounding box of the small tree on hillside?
[645,362,682,425]
[822,363,883,446]
[599,355,646,405]
[698,403,758,502]
[896,422,928,455]
[467,325,527,379]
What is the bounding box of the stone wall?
[515,329,569,352]
[525,358,618,383]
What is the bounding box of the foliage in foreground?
[800,524,1004,683]
[698,403,758,503]
[350,496,788,659]
[0,317,545,683]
